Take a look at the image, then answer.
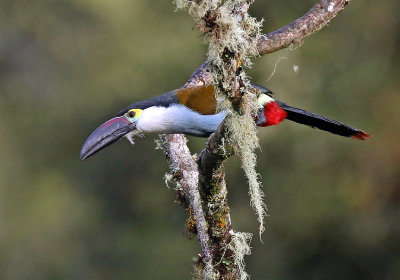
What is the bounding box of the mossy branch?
[160,1,353,279]
[160,134,212,264]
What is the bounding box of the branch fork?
[161,1,352,279]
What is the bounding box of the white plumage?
[136,105,226,136]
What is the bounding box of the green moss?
[222,257,232,266]
[209,183,222,197]
[186,207,198,234]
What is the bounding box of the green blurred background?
[0,0,399,279]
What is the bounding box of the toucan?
[80,84,370,160]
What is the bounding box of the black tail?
[276,101,370,140]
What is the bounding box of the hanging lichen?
[175,1,266,278]
[228,231,253,280]
[175,0,266,236]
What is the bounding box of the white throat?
[136,105,226,137]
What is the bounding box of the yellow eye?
[126,109,142,119]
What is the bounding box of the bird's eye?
[128,111,136,118]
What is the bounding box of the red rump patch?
[260,101,288,127]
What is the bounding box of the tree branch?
[160,1,353,278]
[196,120,236,277]
[198,120,234,184]
[257,0,350,54]
[160,134,212,263]
[181,1,351,87]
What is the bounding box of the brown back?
[175,85,217,115]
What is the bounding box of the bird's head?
[80,109,143,160]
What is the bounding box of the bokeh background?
[0,0,399,279]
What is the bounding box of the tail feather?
[276,101,370,140]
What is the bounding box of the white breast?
[136,105,226,137]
